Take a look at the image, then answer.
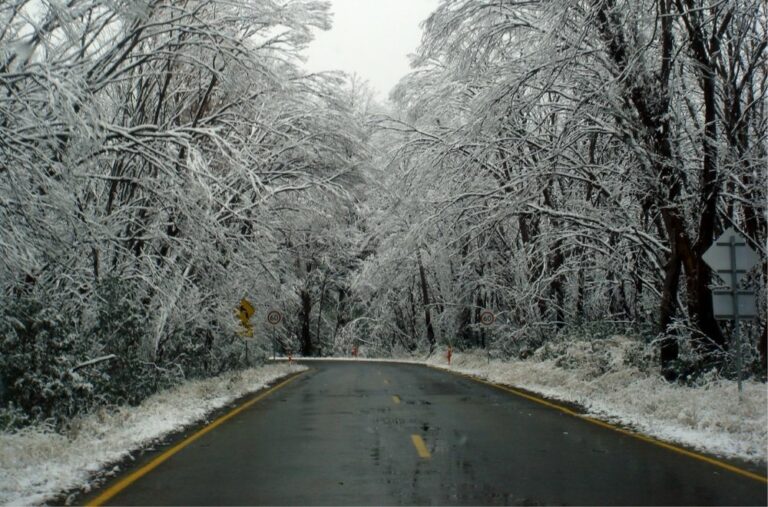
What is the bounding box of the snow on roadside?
[0,362,306,506]
[423,343,767,465]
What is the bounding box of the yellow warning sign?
[236,299,255,338]
[239,299,254,320]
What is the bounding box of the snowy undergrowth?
[0,362,306,506]
[424,338,767,464]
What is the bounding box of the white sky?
[302,0,440,99]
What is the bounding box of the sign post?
[479,310,495,363]
[267,310,283,360]
[702,228,760,396]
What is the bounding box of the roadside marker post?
[702,228,761,397]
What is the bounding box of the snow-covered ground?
[420,342,767,465]
[0,362,306,506]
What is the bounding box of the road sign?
[236,299,255,339]
[479,310,495,326]
[267,310,282,326]
[701,228,762,398]
[239,299,255,320]
[702,228,760,287]
[712,289,758,319]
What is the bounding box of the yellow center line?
[87,371,308,506]
[411,434,431,458]
[392,395,401,404]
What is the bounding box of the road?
[85,360,767,505]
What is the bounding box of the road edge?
[423,363,768,484]
[75,369,308,506]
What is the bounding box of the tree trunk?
[299,288,313,356]
[659,250,681,377]
[596,0,725,369]
[416,248,436,351]
[315,272,328,355]
[332,286,348,343]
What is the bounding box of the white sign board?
[701,228,762,397]
[702,228,760,287]
[712,291,758,319]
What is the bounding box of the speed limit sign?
[267,310,282,326]
[479,310,495,326]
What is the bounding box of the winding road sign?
[238,299,255,321]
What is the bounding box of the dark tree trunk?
[416,248,436,351]
[315,273,328,354]
[299,288,313,356]
[333,286,348,343]
[596,0,725,370]
[659,251,682,378]
[458,304,473,345]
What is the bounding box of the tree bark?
[416,248,436,351]
[659,250,681,377]
[299,288,313,356]
[315,272,329,354]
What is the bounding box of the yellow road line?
[383,378,390,385]
[392,395,401,404]
[429,365,767,484]
[411,434,431,458]
[87,371,307,506]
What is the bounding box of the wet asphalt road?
[90,360,767,505]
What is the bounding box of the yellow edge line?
[88,370,307,506]
[427,365,767,484]
[392,395,401,404]
[411,434,431,458]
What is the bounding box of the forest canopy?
[1,0,766,429]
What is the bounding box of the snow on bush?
[427,337,767,464]
[0,362,306,506]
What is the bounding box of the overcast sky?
[302,0,439,99]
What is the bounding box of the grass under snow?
[421,338,767,465]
